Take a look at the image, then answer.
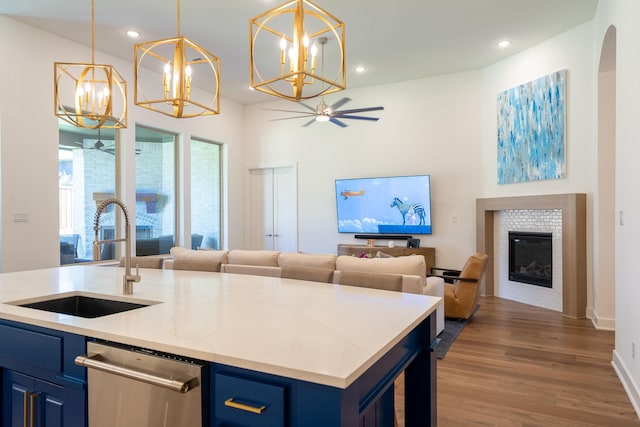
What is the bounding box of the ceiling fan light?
[316,114,330,122]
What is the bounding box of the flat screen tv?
[335,174,432,234]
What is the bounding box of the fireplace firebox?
[508,231,552,288]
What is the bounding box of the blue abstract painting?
[497,70,566,184]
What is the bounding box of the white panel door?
[248,166,298,251]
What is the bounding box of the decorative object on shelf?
[134,0,220,118]
[54,0,127,129]
[249,0,345,101]
[264,96,383,127]
[367,239,376,248]
[497,69,566,184]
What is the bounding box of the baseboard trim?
[612,349,640,419]
[590,308,615,331]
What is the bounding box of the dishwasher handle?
[75,354,198,393]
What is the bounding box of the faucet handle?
[133,264,141,282]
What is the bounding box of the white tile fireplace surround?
[496,209,563,312]
[476,194,586,318]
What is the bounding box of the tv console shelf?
[337,245,435,273]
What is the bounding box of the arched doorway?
[594,25,616,330]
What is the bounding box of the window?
[135,126,176,256]
[58,123,116,264]
[190,138,222,249]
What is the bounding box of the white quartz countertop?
[0,265,440,388]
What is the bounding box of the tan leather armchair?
[430,253,489,320]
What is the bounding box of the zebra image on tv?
[390,197,426,225]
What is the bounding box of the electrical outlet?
[620,210,624,226]
[13,212,28,223]
[451,215,458,224]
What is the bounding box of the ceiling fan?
[69,128,140,155]
[264,97,384,128]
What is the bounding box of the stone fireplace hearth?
[476,194,586,318]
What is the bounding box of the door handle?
[264,234,273,237]
[75,354,198,393]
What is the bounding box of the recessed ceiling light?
[127,30,141,38]
[498,40,511,49]
[355,66,365,73]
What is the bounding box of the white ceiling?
[1,0,598,105]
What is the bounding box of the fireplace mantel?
[476,194,587,318]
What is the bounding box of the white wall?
[594,0,640,415]
[244,72,484,266]
[0,16,246,272]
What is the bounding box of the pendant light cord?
[91,0,95,64]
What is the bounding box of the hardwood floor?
[394,296,640,426]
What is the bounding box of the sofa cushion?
[336,254,426,277]
[337,271,403,292]
[280,265,334,283]
[221,264,281,277]
[173,259,222,272]
[170,247,229,268]
[118,256,164,269]
[227,249,280,267]
[278,252,336,270]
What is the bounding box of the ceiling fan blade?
[330,117,348,127]
[335,106,384,114]
[269,114,317,122]
[298,102,317,112]
[334,115,380,121]
[329,97,351,111]
[301,118,317,127]
[262,107,313,115]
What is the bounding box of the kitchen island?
[0,265,440,426]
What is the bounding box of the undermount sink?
[9,293,156,318]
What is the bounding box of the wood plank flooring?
[394,296,640,426]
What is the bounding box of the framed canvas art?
[497,70,566,184]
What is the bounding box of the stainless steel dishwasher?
[75,341,205,427]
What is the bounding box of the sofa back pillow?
[227,249,280,267]
[170,246,229,268]
[336,254,426,277]
[278,253,337,270]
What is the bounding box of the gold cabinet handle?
[29,393,40,427]
[224,398,266,414]
[23,392,28,427]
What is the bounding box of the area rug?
[435,318,470,359]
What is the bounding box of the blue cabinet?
[210,313,435,426]
[0,320,87,427]
[3,370,65,427]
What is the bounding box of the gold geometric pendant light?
[250,0,346,101]
[134,0,221,118]
[54,0,127,129]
